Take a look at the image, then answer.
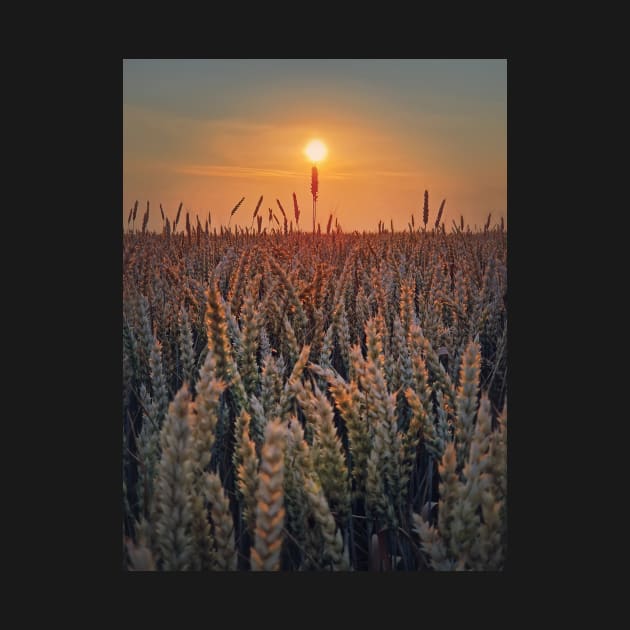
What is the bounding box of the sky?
[123,59,506,233]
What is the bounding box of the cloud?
[175,164,313,179]
[172,164,420,181]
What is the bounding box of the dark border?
[95,57,542,594]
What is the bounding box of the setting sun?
[304,139,327,163]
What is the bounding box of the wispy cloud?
[175,164,349,180]
[367,170,421,178]
[173,164,420,181]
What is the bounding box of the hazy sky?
[123,59,506,232]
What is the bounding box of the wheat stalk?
[435,198,446,230]
[233,409,260,537]
[304,475,350,570]
[423,190,429,228]
[153,385,195,570]
[204,471,237,570]
[250,419,286,571]
[454,339,481,469]
[292,192,300,227]
[228,196,245,227]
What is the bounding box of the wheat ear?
[204,471,237,570]
[250,419,286,571]
[153,385,195,570]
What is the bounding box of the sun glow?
[304,139,327,163]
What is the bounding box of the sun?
[304,139,327,163]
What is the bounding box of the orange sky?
[124,60,506,232]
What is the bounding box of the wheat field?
[122,208,507,571]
